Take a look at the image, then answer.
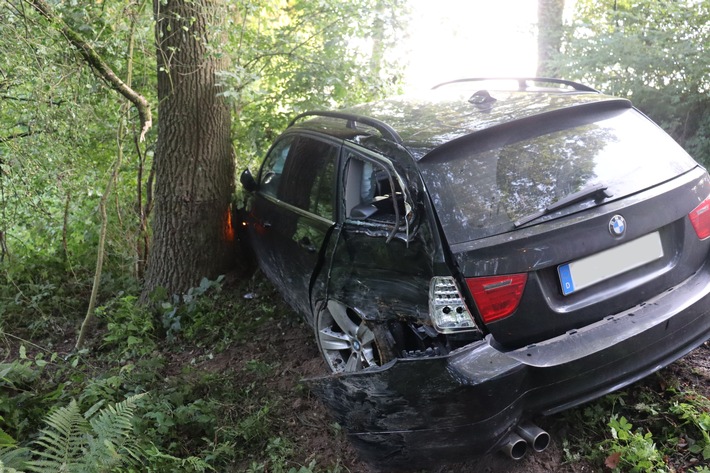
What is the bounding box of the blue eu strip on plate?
[558,264,575,296]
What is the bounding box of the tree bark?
[142,0,235,298]
[537,0,565,77]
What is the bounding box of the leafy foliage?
[606,415,664,473]
[217,0,408,171]
[99,295,156,359]
[555,0,710,166]
[670,395,710,461]
[0,272,355,471]
[0,0,155,275]
[559,375,710,472]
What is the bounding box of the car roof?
[287,79,628,160]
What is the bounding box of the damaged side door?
[248,133,340,318]
[313,144,442,370]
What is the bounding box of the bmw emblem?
[609,215,626,237]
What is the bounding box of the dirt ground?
[202,297,710,473]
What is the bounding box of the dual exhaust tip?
[501,422,551,460]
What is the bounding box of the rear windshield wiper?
[514,183,613,228]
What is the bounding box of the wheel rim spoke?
[361,347,377,367]
[319,328,350,351]
[345,352,361,372]
[327,300,358,337]
[357,324,375,345]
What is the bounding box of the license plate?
[558,232,663,296]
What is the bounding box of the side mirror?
[240,168,257,193]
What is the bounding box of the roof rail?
[288,111,403,144]
[431,77,599,93]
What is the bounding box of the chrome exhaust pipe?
[501,432,527,460]
[516,421,550,453]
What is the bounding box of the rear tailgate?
[419,101,709,347]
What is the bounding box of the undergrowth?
[560,374,710,472]
[2,262,710,472]
[0,269,346,472]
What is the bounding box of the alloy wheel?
[316,300,379,373]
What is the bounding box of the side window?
[343,151,406,223]
[259,136,294,198]
[279,136,338,220]
[309,156,337,219]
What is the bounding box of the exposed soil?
[191,284,710,473]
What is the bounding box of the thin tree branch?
[0,130,35,144]
[1,94,65,106]
[244,18,342,71]
[75,106,127,351]
[27,0,152,141]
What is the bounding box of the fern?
[27,399,86,472]
[25,394,147,473]
[0,413,29,471]
[0,459,25,473]
[0,447,30,472]
[84,394,145,472]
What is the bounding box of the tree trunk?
[537,0,565,77]
[143,0,235,297]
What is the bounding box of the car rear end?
[419,97,710,350]
[310,89,710,468]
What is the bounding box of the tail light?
[466,274,527,324]
[689,195,710,240]
[429,277,478,333]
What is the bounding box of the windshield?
[420,108,697,244]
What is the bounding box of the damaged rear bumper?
[308,263,710,467]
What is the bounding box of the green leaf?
[0,428,17,447]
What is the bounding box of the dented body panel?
[310,261,710,467]
[240,79,710,466]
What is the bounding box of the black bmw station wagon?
[239,78,710,466]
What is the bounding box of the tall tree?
[556,0,710,165]
[142,0,235,297]
[537,0,565,77]
[1,0,406,310]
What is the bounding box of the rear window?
[420,108,697,244]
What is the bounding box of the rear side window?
[419,108,697,243]
[343,151,406,224]
[279,136,339,220]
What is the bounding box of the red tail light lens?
[466,274,528,324]
[689,195,710,240]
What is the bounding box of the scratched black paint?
[309,265,710,466]
[240,80,710,467]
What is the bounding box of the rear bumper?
[309,262,710,468]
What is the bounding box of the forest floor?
[5,271,710,472]
[181,277,710,473]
